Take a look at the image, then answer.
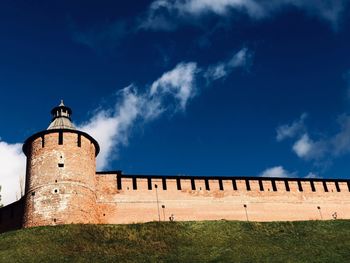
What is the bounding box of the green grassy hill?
[1,220,349,263]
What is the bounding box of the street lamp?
[155,184,160,222]
[161,205,166,221]
[317,206,323,220]
[243,204,249,222]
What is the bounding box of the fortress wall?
[96,174,350,223]
[0,199,24,233]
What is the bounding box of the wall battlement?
[1,102,349,233]
[101,172,350,193]
[94,172,350,224]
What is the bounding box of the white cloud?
[78,63,199,169]
[0,141,26,206]
[140,0,347,31]
[277,113,350,162]
[330,114,350,156]
[305,172,319,178]
[292,133,313,158]
[259,165,294,178]
[259,166,319,179]
[276,113,307,141]
[205,48,253,81]
[150,62,199,109]
[78,86,147,169]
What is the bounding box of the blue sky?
[1,0,350,204]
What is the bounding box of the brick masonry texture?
[1,129,350,233]
[96,175,350,223]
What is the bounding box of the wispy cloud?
[204,48,253,81]
[0,141,25,206]
[79,47,251,170]
[292,134,314,158]
[259,165,318,178]
[78,62,200,169]
[277,113,350,162]
[305,172,319,178]
[140,0,347,31]
[276,113,307,141]
[259,166,294,178]
[150,62,199,109]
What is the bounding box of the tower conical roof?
[47,100,76,130]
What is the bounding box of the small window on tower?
[58,163,64,168]
[58,132,63,145]
[77,134,81,147]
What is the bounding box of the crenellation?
[180,179,192,192]
[1,102,350,234]
[221,179,233,192]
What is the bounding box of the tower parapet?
[22,101,100,227]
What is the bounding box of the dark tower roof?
[47,100,76,130]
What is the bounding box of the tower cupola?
[47,100,76,130]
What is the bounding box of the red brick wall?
[0,199,24,233]
[96,175,350,223]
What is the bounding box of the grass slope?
[0,220,349,263]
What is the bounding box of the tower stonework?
[22,102,100,227]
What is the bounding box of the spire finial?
[47,101,76,130]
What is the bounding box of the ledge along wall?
[96,172,350,223]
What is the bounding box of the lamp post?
[161,205,166,221]
[243,204,249,222]
[155,184,160,222]
[317,206,323,220]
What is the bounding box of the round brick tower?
[22,101,100,227]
